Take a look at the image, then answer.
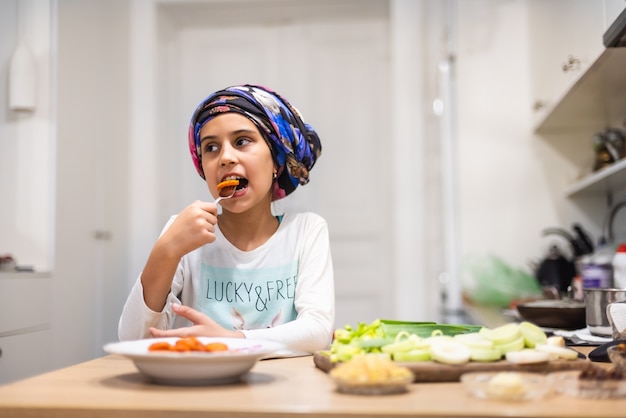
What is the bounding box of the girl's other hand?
[149,303,245,339]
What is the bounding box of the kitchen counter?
[0,347,623,418]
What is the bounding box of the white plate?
[104,337,284,385]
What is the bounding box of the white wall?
[457,0,587,283]
[51,0,131,368]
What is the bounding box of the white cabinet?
[0,0,55,273]
[534,48,626,135]
[534,47,626,200]
[0,273,53,384]
[529,0,608,122]
[531,2,626,202]
[0,330,53,385]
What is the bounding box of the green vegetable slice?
[480,323,521,345]
[496,335,525,356]
[469,348,502,362]
[430,340,471,365]
[394,349,431,362]
[518,321,547,348]
[380,320,482,338]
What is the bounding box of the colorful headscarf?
[188,84,322,200]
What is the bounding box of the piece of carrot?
[217,179,239,190]
[148,341,174,351]
[204,342,229,352]
[148,337,229,353]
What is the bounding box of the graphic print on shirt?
[197,261,298,330]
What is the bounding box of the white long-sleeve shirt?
[118,212,335,357]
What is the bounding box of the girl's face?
[199,113,275,212]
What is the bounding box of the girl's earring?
[273,169,277,179]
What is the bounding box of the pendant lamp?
[8,2,37,112]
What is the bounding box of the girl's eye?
[236,137,252,147]
[203,143,218,154]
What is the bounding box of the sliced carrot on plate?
[204,342,229,352]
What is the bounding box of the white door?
[158,3,393,329]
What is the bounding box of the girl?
[118,84,335,356]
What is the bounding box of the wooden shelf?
[534,48,626,134]
[565,158,626,197]
[0,272,51,280]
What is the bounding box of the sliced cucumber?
[393,349,431,362]
[426,335,454,346]
[496,335,525,356]
[470,348,502,362]
[454,332,494,349]
[430,340,471,365]
[535,344,579,360]
[518,321,547,348]
[483,323,522,346]
[505,349,550,364]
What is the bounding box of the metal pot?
[584,288,626,336]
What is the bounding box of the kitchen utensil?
[516,299,586,330]
[214,180,239,205]
[593,132,616,171]
[600,200,626,245]
[584,288,626,336]
[606,128,625,160]
[541,227,586,257]
[588,340,626,362]
[536,225,595,295]
[535,245,577,293]
[572,223,594,255]
[607,301,626,339]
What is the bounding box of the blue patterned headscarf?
[188,84,322,200]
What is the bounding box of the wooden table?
[0,347,623,418]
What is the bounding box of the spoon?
[215,179,239,205]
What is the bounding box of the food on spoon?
[148,337,229,353]
[217,179,240,190]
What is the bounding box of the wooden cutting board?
[313,350,598,383]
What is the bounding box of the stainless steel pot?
[584,288,626,336]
